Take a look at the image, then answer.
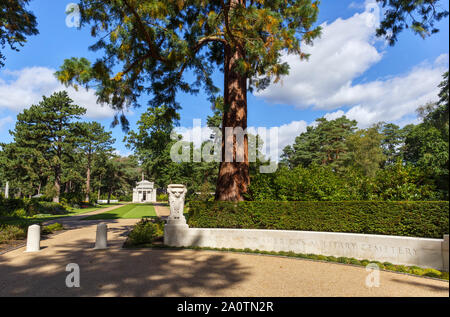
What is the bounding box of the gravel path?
[153,202,170,217]
[0,218,448,297]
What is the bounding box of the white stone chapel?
[132,179,157,203]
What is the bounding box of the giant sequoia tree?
[56,0,321,201]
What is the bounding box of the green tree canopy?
[74,121,116,201]
[376,0,449,45]
[0,0,38,67]
[281,116,357,171]
[9,91,86,202]
[346,125,386,177]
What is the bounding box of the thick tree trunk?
[85,156,91,202]
[215,43,249,201]
[53,175,60,203]
[53,140,62,203]
[97,175,102,201]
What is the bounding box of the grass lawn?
[83,204,157,220]
[0,204,116,227]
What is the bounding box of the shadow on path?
[0,238,250,296]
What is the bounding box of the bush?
[0,221,64,244]
[0,197,67,217]
[42,222,64,235]
[0,225,26,243]
[36,202,67,215]
[127,218,164,245]
[188,201,449,238]
[118,194,132,202]
[247,164,445,202]
[157,194,168,202]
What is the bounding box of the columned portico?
[132,180,157,203]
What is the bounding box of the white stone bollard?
[25,224,40,252]
[94,223,108,249]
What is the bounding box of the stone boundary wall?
[97,200,119,204]
[165,226,449,271]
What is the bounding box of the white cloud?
[255,1,448,128]
[0,66,116,119]
[175,119,308,162]
[257,1,383,108]
[322,56,447,127]
[348,1,365,9]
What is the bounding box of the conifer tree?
[281,116,357,171]
[376,0,448,45]
[74,121,115,202]
[10,91,86,203]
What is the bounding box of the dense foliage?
[0,196,67,218]
[276,71,449,201]
[126,218,164,246]
[188,201,449,238]
[0,91,139,205]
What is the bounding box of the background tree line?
[252,71,449,201]
[0,91,140,205]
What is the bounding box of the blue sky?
[0,0,448,158]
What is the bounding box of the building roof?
[135,180,154,189]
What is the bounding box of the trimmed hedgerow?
[188,201,449,238]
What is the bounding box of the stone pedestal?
[25,225,40,252]
[164,184,188,246]
[94,223,108,249]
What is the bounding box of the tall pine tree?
[74,121,115,202]
[10,91,86,203]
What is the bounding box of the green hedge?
[188,201,449,239]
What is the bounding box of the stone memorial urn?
[167,184,188,227]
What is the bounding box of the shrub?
[42,223,64,235]
[118,194,132,202]
[127,218,164,245]
[36,202,67,215]
[13,208,27,218]
[157,194,168,202]
[0,197,68,217]
[423,268,443,278]
[188,201,449,238]
[247,163,445,202]
[0,225,26,243]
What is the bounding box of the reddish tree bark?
[215,42,250,201]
